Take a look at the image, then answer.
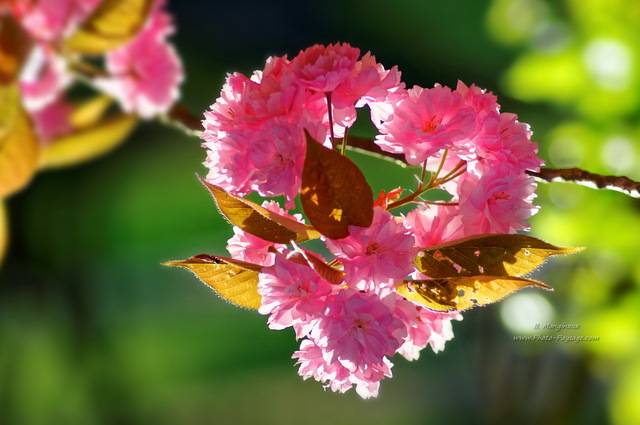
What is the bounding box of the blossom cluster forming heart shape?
[194,42,548,398]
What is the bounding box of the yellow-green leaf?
[69,95,114,129]
[164,254,263,310]
[397,276,552,312]
[65,0,154,54]
[0,15,33,84]
[0,85,40,198]
[415,234,584,279]
[301,132,373,240]
[39,114,137,170]
[0,201,7,265]
[203,180,320,244]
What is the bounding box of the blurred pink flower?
[20,45,72,111]
[99,6,182,118]
[29,95,73,143]
[11,0,101,42]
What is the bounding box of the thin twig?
[528,168,640,199]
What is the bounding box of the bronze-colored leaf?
[301,132,373,239]
[39,114,137,170]
[65,0,154,54]
[397,275,552,312]
[0,15,33,84]
[290,242,344,285]
[0,85,40,198]
[202,180,320,244]
[0,201,7,265]
[164,254,263,310]
[415,234,584,279]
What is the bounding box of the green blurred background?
[2,0,640,423]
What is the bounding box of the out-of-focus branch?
[164,104,203,138]
[529,167,640,199]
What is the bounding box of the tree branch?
[164,105,640,199]
[164,104,203,137]
[528,167,640,199]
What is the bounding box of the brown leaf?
[0,85,40,197]
[0,15,33,84]
[65,0,154,54]
[290,242,344,285]
[164,254,263,310]
[397,275,552,312]
[301,132,373,239]
[202,180,320,244]
[415,234,584,279]
[39,114,137,170]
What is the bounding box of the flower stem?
[325,92,336,150]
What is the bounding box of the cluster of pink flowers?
[201,43,543,397]
[6,0,182,142]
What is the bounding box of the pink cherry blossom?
[331,52,406,127]
[458,163,539,235]
[403,204,464,248]
[204,116,308,206]
[99,7,182,118]
[456,80,500,121]
[202,56,312,139]
[394,297,462,360]
[325,207,417,292]
[290,43,360,93]
[258,254,334,337]
[309,290,406,371]
[293,289,404,397]
[292,338,393,398]
[464,112,544,175]
[375,85,477,165]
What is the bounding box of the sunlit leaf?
[415,234,584,278]
[0,15,33,84]
[69,95,113,129]
[202,180,320,244]
[301,132,373,239]
[0,85,40,198]
[0,201,7,265]
[164,254,263,310]
[290,241,344,284]
[39,114,137,170]
[65,0,154,54]
[397,275,552,312]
